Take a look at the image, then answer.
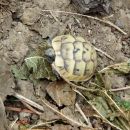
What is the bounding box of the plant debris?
[1,0,130,130]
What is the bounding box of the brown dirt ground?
[0,0,130,130]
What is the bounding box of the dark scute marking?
[54,39,61,43]
[83,42,89,51]
[83,50,86,54]
[61,36,68,42]
[86,48,89,51]
[91,59,94,62]
[73,40,83,61]
[83,61,89,75]
[76,69,79,71]
[72,60,76,75]
[64,61,69,72]
[73,48,80,53]
[62,42,72,44]
[73,40,83,44]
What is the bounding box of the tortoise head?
[45,48,55,63]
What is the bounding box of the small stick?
[94,47,114,61]
[30,120,57,129]
[110,86,130,92]
[50,11,60,23]
[76,103,92,127]
[6,106,37,114]
[21,101,42,115]
[13,93,44,112]
[41,99,95,129]
[41,10,127,35]
[10,117,18,129]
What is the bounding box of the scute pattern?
[52,35,97,81]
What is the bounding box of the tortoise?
[45,35,97,82]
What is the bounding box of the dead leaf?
[46,80,76,106]
[60,106,85,126]
[52,124,72,130]
[40,100,60,121]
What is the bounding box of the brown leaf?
[52,124,72,130]
[60,106,85,126]
[46,80,76,106]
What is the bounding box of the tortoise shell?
[51,35,97,81]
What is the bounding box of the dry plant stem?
[110,86,130,92]
[14,93,44,112]
[41,10,127,35]
[74,89,122,130]
[30,120,57,130]
[21,101,42,115]
[76,103,92,127]
[6,106,38,114]
[94,47,115,61]
[50,11,60,23]
[103,90,127,119]
[10,117,18,128]
[41,99,95,129]
[99,62,129,73]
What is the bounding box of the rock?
[21,7,41,25]
[0,11,12,39]
[111,0,130,10]
[16,80,35,100]
[111,0,123,11]
[0,60,15,100]
[72,0,111,15]
[116,9,130,35]
[34,0,70,9]
[0,97,9,130]
[32,18,67,38]
[3,22,30,64]
[19,112,31,120]
[31,114,39,121]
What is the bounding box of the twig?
[41,99,95,129]
[110,86,130,92]
[10,117,18,128]
[29,120,57,130]
[103,90,127,120]
[50,11,60,23]
[94,47,114,61]
[5,106,37,114]
[99,62,129,73]
[41,10,127,35]
[21,101,42,115]
[13,93,44,112]
[75,103,92,127]
[74,89,122,130]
